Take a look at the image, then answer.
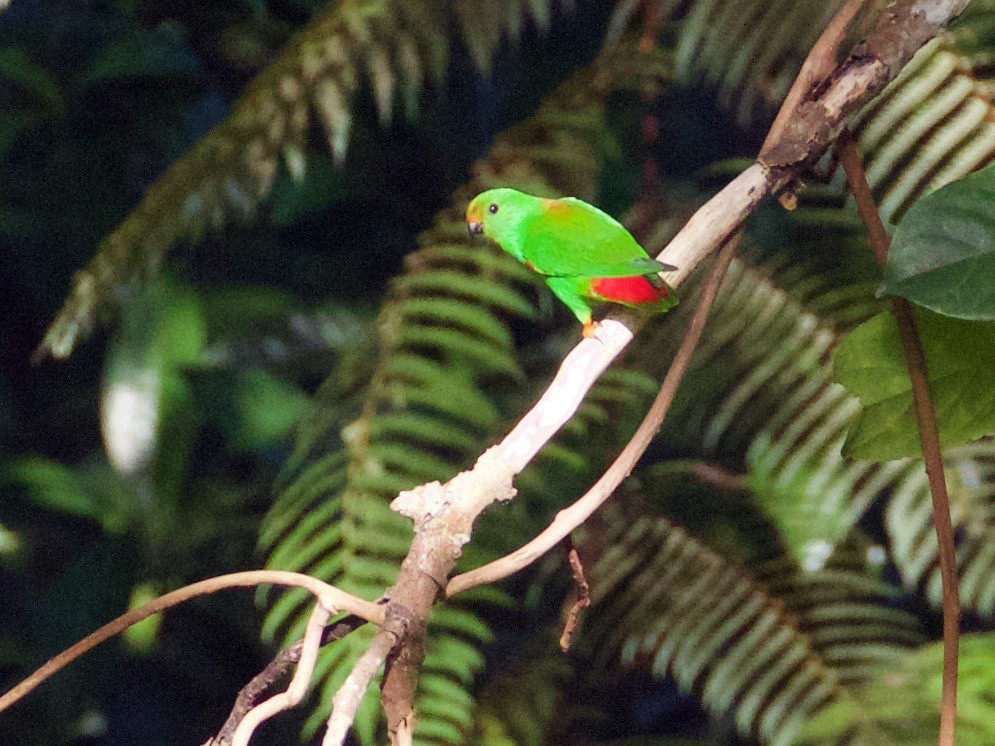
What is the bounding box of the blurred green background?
[0,2,691,742]
[6,1,995,745]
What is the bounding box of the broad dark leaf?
[833,308,995,460]
[882,161,995,320]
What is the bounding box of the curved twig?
[210,612,370,745]
[226,602,331,746]
[0,570,384,714]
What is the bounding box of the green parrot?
[466,188,677,336]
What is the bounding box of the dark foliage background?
[4,1,995,745]
[0,3,657,743]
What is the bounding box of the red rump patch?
[591,276,668,305]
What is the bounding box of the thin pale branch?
[448,234,740,597]
[210,613,370,746]
[323,628,399,746]
[0,571,383,714]
[227,602,331,746]
[836,130,960,746]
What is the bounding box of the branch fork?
[391,447,518,536]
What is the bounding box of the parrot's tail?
[590,276,677,313]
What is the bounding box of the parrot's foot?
[582,320,598,338]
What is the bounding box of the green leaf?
[833,308,995,460]
[195,369,308,450]
[1,458,134,532]
[0,522,19,558]
[122,581,163,652]
[113,281,206,369]
[3,457,103,522]
[158,297,206,367]
[882,161,995,320]
[0,47,64,114]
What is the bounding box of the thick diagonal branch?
[448,233,740,597]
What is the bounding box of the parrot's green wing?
[520,197,668,278]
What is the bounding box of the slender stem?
[836,130,960,746]
[559,544,591,653]
[230,602,332,746]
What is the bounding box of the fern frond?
[654,234,995,619]
[888,440,995,615]
[38,0,570,360]
[603,0,685,48]
[626,258,896,561]
[675,0,851,127]
[848,2,995,227]
[260,45,672,745]
[261,207,533,745]
[467,639,572,746]
[631,251,995,617]
[582,504,922,746]
[799,632,995,745]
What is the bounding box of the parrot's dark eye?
[488,203,498,214]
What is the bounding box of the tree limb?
[760,0,868,155]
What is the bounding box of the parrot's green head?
[466,188,542,263]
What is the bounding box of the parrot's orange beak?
[466,204,484,235]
